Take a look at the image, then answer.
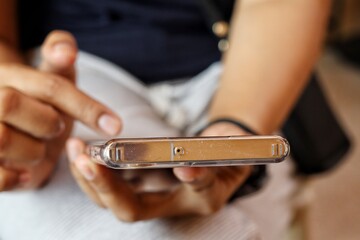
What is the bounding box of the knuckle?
[0,124,11,155]
[0,88,20,120]
[43,107,63,136]
[81,102,100,124]
[41,76,64,101]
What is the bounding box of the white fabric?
[0,52,296,240]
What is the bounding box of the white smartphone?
[86,135,290,169]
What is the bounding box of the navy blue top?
[18,0,221,83]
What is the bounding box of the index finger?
[2,65,122,136]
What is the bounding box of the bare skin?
[66,123,252,221]
[65,0,331,221]
[0,26,122,190]
[0,0,330,221]
[210,0,331,134]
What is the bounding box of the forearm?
[209,0,331,134]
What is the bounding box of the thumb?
[39,30,78,81]
[173,167,216,191]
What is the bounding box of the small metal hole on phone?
[174,146,185,156]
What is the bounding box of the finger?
[66,138,85,162]
[71,154,139,222]
[67,138,183,221]
[216,166,252,196]
[117,168,217,220]
[66,138,104,206]
[0,123,45,164]
[172,167,220,215]
[66,139,212,222]
[69,162,105,207]
[0,166,19,191]
[172,166,251,216]
[132,182,223,220]
[90,169,197,221]
[1,65,122,136]
[173,167,216,191]
[88,162,140,221]
[39,30,77,80]
[218,166,252,183]
[135,189,203,220]
[0,87,64,139]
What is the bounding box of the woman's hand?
[0,31,122,191]
[67,122,252,222]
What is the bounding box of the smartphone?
[86,135,290,169]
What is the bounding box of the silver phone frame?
[86,135,290,169]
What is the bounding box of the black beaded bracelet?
[199,118,268,201]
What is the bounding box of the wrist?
[200,118,258,136]
[199,118,268,200]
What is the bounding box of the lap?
[0,52,260,240]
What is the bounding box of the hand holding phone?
[86,135,289,169]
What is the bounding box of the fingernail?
[75,158,95,181]
[67,140,82,162]
[53,42,73,56]
[174,168,195,182]
[19,173,31,186]
[98,114,121,136]
[55,120,66,136]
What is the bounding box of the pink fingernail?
[76,158,95,181]
[53,42,73,56]
[19,173,31,186]
[174,168,195,182]
[55,120,66,136]
[67,139,82,162]
[98,114,121,136]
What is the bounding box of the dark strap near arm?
[199,1,351,175]
[198,118,268,201]
[207,118,258,135]
[229,165,268,201]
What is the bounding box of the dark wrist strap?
[201,118,258,135]
[228,165,268,201]
[199,118,268,201]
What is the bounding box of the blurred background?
[296,0,360,239]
